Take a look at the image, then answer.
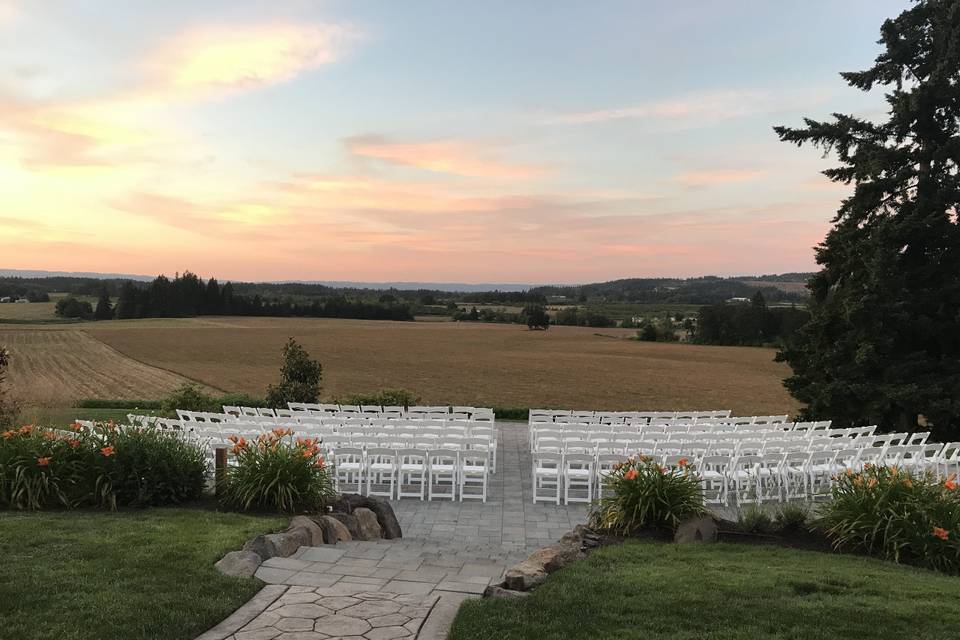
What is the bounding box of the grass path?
[0,507,285,640]
[450,540,960,640]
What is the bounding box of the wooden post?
[215,447,227,496]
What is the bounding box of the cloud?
[543,88,831,127]
[671,169,765,188]
[144,24,357,100]
[345,136,546,179]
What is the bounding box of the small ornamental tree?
[774,0,960,438]
[265,338,323,408]
[524,305,550,330]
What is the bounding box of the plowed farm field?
[0,328,202,406]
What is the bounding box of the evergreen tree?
[265,339,323,408]
[93,287,113,320]
[114,282,139,319]
[774,0,960,438]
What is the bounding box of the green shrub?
[774,503,810,531]
[220,429,336,513]
[819,466,960,573]
[591,455,705,533]
[218,393,267,408]
[493,407,529,421]
[0,422,207,510]
[76,399,163,410]
[264,339,323,408]
[106,427,207,507]
[161,383,220,413]
[736,504,776,534]
[334,389,420,407]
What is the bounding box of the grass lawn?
[0,507,286,640]
[450,540,960,640]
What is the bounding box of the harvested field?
[0,329,205,406]
[72,317,802,416]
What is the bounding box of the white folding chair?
[562,453,594,504]
[333,447,364,494]
[459,452,488,502]
[397,449,427,500]
[532,452,562,505]
[427,449,458,501]
[364,448,397,498]
[699,455,730,505]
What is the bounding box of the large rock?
[503,561,548,591]
[316,515,352,543]
[288,516,325,546]
[527,541,584,574]
[484,584,531,599]
[329,512,361,539]
[331,494,403,539]
[245,528,311,559]
[215,550,262,578]
[243,534,276,559]
[502,525,589,591]
[353,507,383,541]
[674,516,718,544]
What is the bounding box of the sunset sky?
[0,1,906,284]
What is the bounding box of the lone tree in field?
[774,0,960,438]
[0,347,18,427]
[524,304,550,330]
[94,287,113,320]
[265,338,323,408]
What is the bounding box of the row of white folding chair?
[529,409,732,422]
[548,437,929,459]
[331,447,488,502]
[700,445,949,505]
[530,413,784,427]
[286,403,496,420]
[531,431,859,453]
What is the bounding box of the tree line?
[56,273,414,322]
[693,293,810,346]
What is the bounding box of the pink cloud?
[671,169,765,187]
[345,136,546,179]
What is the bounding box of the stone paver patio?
[218,422,589,639]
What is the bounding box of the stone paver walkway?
[227,422,588,639]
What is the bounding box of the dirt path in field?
[0,329,210,406]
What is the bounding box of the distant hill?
[0,268,813,305]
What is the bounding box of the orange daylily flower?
[677,457,689,467]
[37,457,50,466]
[315,458,326,469]
[302,450,314,459]
[227,434,239,444]
[100,446,115,457]
[945,480,957,491]
[2,430,13,440]
[933,527,949,541]
[19,425,33,435]
[42,431,56,440]
[68,439,81,448]
[624,469,638,481]
[72,422,84,432]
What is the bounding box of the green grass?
[0,507,285,640]
[450,540,960,640]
